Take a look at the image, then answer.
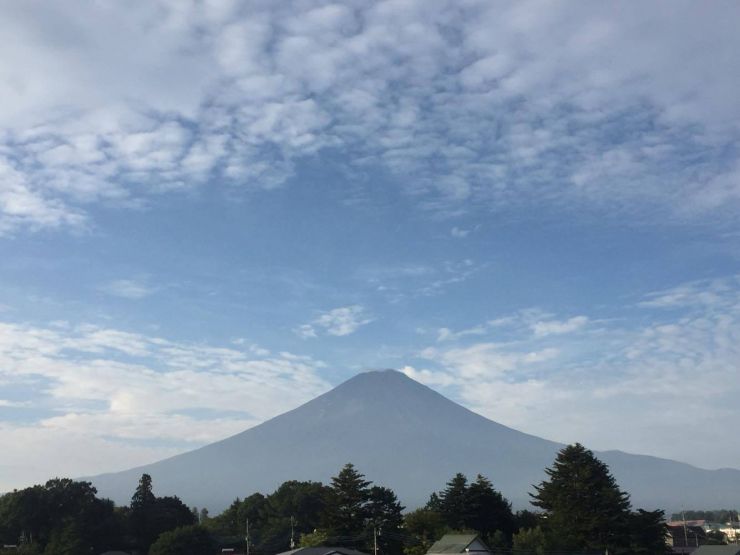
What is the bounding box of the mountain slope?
[89,370,740,512]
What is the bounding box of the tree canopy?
[427,472,515,546]
[531,443,667,554]
[149,524,216,555]
[0,456,668,555]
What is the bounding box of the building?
[692,547,740,555]
[426,534,492,555]
[667,524,710,554]
[275,547,370,555]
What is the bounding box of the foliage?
[464,475,515,540]
[0,478,123,553]
[531,443,631,552]
[671,510,739,523]
[512,526,547,555]
[149,524,216,555]
[366,486,405,555]
[513,510,540,531]
[300,529,330,547]
[532,444,669,554]
[130,474,196,552]
[627,509,670,553]
[259,480,330,552]
[403,508,447,555]
[323,462,372,540]
[429,472,515,546]
[206,481,331,553]
[131,473,156,510]
[0,460,670,555]
[436,473,469,530]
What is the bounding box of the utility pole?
[373,525,378,555]
[246,518,250,555]
[290,516,296,549]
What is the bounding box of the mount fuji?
[89,369,740,512]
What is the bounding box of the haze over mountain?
[89,370,740,513]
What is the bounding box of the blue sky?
[1,0,740,491]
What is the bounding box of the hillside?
[89,370,740,512]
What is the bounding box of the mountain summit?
[90,369,740,512]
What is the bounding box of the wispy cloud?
[638,277,738,309]
[0,320,330,489]
[434,310,590,342]
[296,305,373,338]
[531,315,589,337]
[100,279,156,300]
[450,226,471,238]
[404,275,740,469]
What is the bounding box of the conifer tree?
[464,475,515,540]
[438,473,469,530]
[531,443,631,552]
[366,486,405,555]
[324,463,371,541]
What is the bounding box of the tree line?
[0,443,671,554]
[670,509,739,523]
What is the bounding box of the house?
[668,524,713,554]
[426,534,492,555]
[275,547,370,555]
[692,547,740,555]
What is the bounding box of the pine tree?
[366,486,405,555]
[438,473,469,530]
[464,475,515,541]
[131,473,155,510]
[324,463,372,541]
[531,443,631,552]
[130,473,157,550]
[627,509,670,554]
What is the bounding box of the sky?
[1,0,740,493]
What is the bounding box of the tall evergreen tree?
[627,509,670,554]
[131,473,156,510]
[531,443,631,553]
[366,486,405,555]
[437,473,469,530]
[324,463,371,542]
[130,473,196,551]
[464,475,515,541]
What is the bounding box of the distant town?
[1,444,737,555]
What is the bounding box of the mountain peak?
[339,368,415,387]
[320,368,449,408]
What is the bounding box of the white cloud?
[297,305,373,338]
[408,275,740,469]
[101,279,156,300]
[421,342,559,380]
[1,1,740,233]
[639,277,738,309]
[0,320,330,490]
[531,315,589,337]
[400,365,458,388]
[436,325,487,342]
